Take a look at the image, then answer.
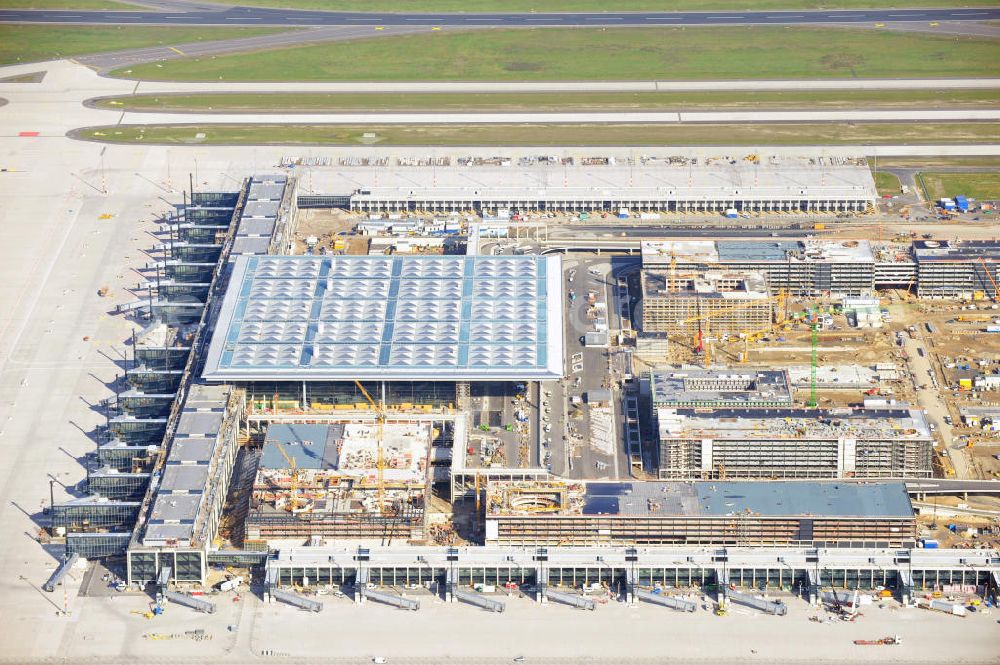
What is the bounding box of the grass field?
[111,27,1000,82]
[873,171,902,197]
[873,157,1000,168]
[920,172,1000,200]
[231,0,1000,10]
[91,89,1000,113]
[0,25,285,66]
[0,0,137,7]
[75,122,1000,146]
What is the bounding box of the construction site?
[639,269,776,336]
[641,239,878,297]
[483,480,918,548]
[34,167,1000,635]
[655,407,934,480]
[245,421,432,543]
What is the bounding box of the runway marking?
[707,15,746,19]
[890,13,921,17]
[168,47,185,55]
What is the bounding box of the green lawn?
[231,0,1000,10]
[0,25,286,66]
[111,27,1000,82]
[874,157,1000,168]
[873,170,902,197]
[91,89,1000,112]
[75,122,1000,146]
[920,172,1000,200]
[0,0,140,8]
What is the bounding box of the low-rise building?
[640,269,773,336]
[649,367,792,408]
[656,407,933,480]
[484,480,916,548]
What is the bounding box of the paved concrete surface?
[109,109,1000,124]
[2,582,996,664]
[2,7,998,28]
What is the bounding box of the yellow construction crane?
[678,292,785,367]
[732,320,794,363]
[354,380,386,515]
[274,443,302,512]
[979,258,999,302]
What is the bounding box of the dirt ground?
[290,208,365,255]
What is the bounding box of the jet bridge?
[43,553,79,592]
[636,589,697,612]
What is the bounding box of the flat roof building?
[203,254,563,382]
[306,162,876,214]
[649,367,793,408]
[642,240,876,297]
[484,480,915,547]
[640,269,773,335]
[912,239,1000,299]
[656,406,933,480]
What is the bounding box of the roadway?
[2,7,998,27]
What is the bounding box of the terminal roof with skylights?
[202,254,563,381]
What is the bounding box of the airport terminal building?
[302,162,878,215]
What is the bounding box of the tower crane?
[979,258,999,302]
[274,443,303,512]
[354,380,386,516]
[678,292,785,368]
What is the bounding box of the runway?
[2,6,998,27]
